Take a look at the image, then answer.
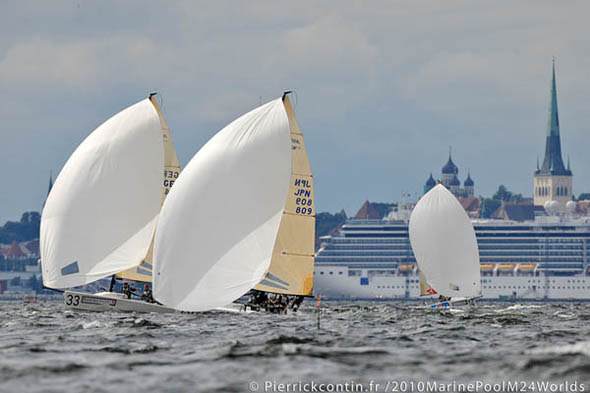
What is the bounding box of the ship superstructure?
[314,217,590,300]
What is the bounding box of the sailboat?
[152,92,315,313]
[40,94,180,313]
[409,183,481,309]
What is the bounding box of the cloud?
[1,1,590,221]
[0,35,158,92]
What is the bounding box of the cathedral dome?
[442,155,458,175]
[449,175,460,186]
[425,173,436,187]
[464,173,474,187]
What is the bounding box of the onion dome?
[425,173,436,187]
[464,172,474,187]
[449,175,460,186]
[442,154,458,175]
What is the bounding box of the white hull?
[64,290,175,313]
[216,302,299,314]
[424,297,476,309]
[314,266,590,301]
[216,303,256,313]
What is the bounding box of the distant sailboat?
[40,95,180,312]
[153,93,314,312]
[409,184,481,309]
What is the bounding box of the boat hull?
[64,290,175,313]
[427,297,475,309]
[216,302,298,314]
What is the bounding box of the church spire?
[539,59,570,175]
[548,58,560,137]
[43,171,53,208]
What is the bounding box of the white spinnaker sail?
[409,184,481,298]
[153,98,291,311]
[40,99,164,289]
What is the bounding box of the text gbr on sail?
[163,170,180,193]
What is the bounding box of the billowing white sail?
[153,98,291,311]
[40,99,164,289]
[409,184,481,298]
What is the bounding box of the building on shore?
[533,60,573,212]
[424,150,475,199]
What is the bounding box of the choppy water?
[1,301,590,393]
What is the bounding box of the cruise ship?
[314,61,590,301]
[314,215,590,301]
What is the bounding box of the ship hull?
[314,266,590,301]
[63,290,175,313]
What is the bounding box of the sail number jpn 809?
[293,178,313,215]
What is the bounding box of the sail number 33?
[65,294,80,306]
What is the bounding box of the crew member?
[291,295,304,311]
[141,284,154,303]
[122,282,136,299]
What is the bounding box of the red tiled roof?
[6,241,25,258]
[354,200,381,220]
[458,197,480,211]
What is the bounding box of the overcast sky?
[1,1,589,222]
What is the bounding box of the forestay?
[153,98,291,311]
[409,184,481,299]
[40,99,164,289]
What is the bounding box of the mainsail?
[40,99,165,289]
[409,184,481,299]
[116,95,181,282]
[153,97,292,311]
[253,95,315,296]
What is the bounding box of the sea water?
[1,301,589,392]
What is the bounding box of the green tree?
[578,193,590,201]
[493,185,512,201]
[0,211,41,243]
[316,210,347,238]
[10,276,21,287]
[371,203,396,219]
[492,185,523,203]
